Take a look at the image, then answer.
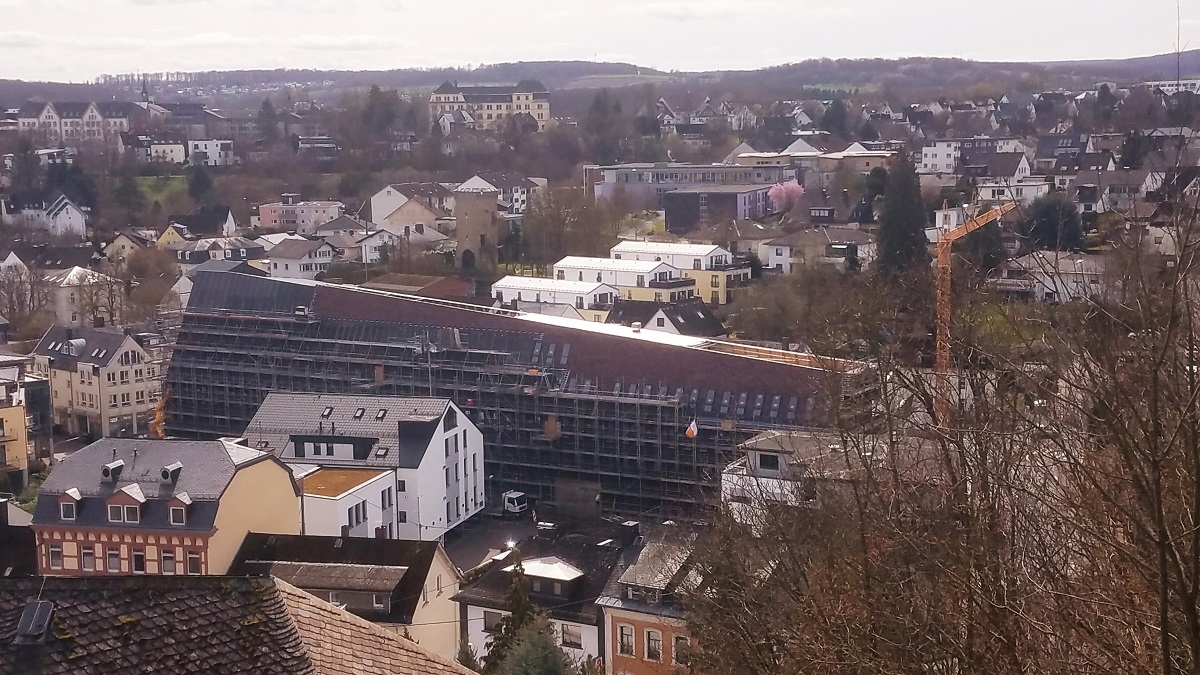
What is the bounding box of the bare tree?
[0,265,53,339]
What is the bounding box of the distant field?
[561,74,675,90]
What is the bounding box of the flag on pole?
[685,419,698,439]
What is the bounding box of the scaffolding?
[166,308,854,517]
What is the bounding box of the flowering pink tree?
[768,181,805,213]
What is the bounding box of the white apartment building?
[243,393,485,542]
[550,256,697,303]
[188,139,235,166]
[610,241,733,272]
[492,276,618,311]
[975,177,1051,205]
[256,193,345,234]
[919,139,961,174]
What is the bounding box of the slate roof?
[1052,152,1115,174]
[1035,133,1090,160]
[242,393,452,470]
[960,152,1027,177]
[31,324,134,369]
[452,533,621,625]
[606,298,727,338]
[596,527,697,620]
[168,204,234,237]
[471,171,539,191]
[96,101,139,119]
[313,214,371,233]
[33,438,282,533]
[0,575,473,674]
[230,532,443,625]
[12,244,101,271]
[767,227,874,248]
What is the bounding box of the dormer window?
[321,406,333,418]
[353,408,365,420]
[59,502,75,520]
[124,505,140,523]
[108,504,122,522]
[170,506,186,526]
[758,453,780,472]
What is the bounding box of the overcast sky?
[2,0,1198,82]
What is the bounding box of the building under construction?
[166,271,878,517]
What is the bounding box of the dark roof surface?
[243,393,452,469]
[268,238,329,260]
[31,325,134,369]
[12,244,100,270]
[230,532,442,624]
[0,526,36,578]
[452,533,620,625]
[168,204,234,236]
[961,151,1027,177]
[606,298,727,338]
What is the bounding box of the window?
[187,551,201,575]
[562,623,583,649]
[532,579,542,592]
[121,392,131,406]
[656,317,666,328]
[60,502,75,520]
[161,550,176,575]
[398,511,407,523]
[132,549,146,573]
[618,625,635,655]
[483,611,503,632]
[321,406,333,418]
[375,409,387,420]
[120,370,129,383]
[49,545,63,570]
[81,547,95,571]
[381,487,392,509]
[673,636,690,666]
[108,504,122,522]
[124,505,140,523]
[107,548,120,572]
[553,582,562,595]
[373,594,387,609]
[353,407,365,419]
[446,502,452,523]
[758,453,781,471]
[170,506,186,526]
[325,443,334,456]
[710,274,720,288]
[646,630,662,661]
[397,479,406,493]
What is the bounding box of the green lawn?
[137,175,187,203]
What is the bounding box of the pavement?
[444,516,537,572]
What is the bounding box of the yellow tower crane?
[934,201,1019,426]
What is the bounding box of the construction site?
[166,271,879,518]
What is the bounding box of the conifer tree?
[874,152,930,280]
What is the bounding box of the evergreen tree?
[858,119,880,141]
[457,641,482,672]
[1020,193,1083,251]
[864,166,888,201]
[186,164,213,205]
[1119,130,1149,169]
[874,153,930,280]
[584,89,625,164]
[258,98,281,144]
[483,550,538,674]
[820,99,851,139]
[112,169,145,225]
[363,84,399,136]
[10,137,41,193]
[497,616,574,675]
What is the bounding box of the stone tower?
[453,186,501,272]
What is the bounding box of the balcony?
[987,278,1035,293]
[648,277,695,289]
[704,261,752,272]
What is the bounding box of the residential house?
[988,252,1110,302]
[167,236,264,272]
[0,354,34,493]
[230,533,464,659]
[187,138,235,166]
[919,139,962,174]
[430,80,551,131]
[805,146,896,192]
[1074,169,1165,214]
[240,393,485,542]
[958,136,1032,158]
[155,223,192,249]
[361,223,448,265]
[168,258,268,314]
[436,109,476,136]
[267,238,336,280]
[597,525,698,675]
[1051,152,1117,191]
[662,185,774,234]
[257,193,345,234]
[31,325,164,437]
[1033,133,1093,172]
[960,152,1032,182]
[457,172,543,217]
[687,219,785,259]
[1,192,87,237]
[975,177,1052,205]
[31,437,300,576]
[369,182,454,228]
[102,228,158,262]
[604,297,726,337]
[168,204,238,238]
[253,231,309,253]
[454,533,622,664]
[44,266,124,328]
[609,241,751,305]
[765,227,877,273]
[492,277,618,322]
[553,256,696,304]
[2,147,74,170]
[118,132,187,164]
[11,244,101,273]
[0,575,475,673]
[309,214,372,240]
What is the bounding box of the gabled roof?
[31,324,132,369]
[43,266,115,288]
[768,226,874,248]
[12,244,100,271]
[0,576,474,674]
[960,152,1028,177]
[167,236,261,253]
[231,532,445,625]
[241,393,454,470]
[266,238,331,260]
[1052,152,1115,174]
[463,171,540,192]
[312,214,370,233]
[606,298,727,338]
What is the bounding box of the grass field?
[137,175,187,203]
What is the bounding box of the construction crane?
[934,201,1019,426]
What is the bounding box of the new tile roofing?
[241,560,409,593]
[0,575,473,674]
[242,393,451,469]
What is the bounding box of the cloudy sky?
[3,0,1198,82]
